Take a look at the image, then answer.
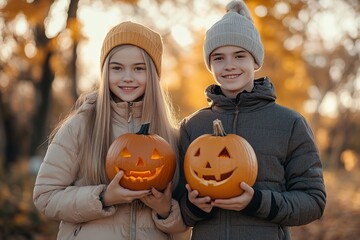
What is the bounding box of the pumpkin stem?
[137,122,150,135]
[213,119,227,137]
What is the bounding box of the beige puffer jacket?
[33,97,190,240]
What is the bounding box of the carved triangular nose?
[136,158,145,167]
[205,162,211,168]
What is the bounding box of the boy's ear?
[254,63,260,70]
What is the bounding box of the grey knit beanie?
[204,0,264,71]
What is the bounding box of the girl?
[33,21,189,240]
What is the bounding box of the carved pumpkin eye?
[218,147,230,158]
[151,149,162,160]
[194,148,200,157]
[120,147,131,158]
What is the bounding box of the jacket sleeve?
[33,119,116,223]
[244,116,326,226]
[152,199,191,236]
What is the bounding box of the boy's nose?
[224,61,236,70]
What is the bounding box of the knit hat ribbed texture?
[204,0,264,71]
[100,21,163,77]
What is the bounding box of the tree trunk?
[68,0,80,101]
[30,50,54,156]
[29,0,80,156]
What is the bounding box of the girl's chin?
[110,92,144,103]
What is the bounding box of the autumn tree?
[0,0,138,168]
[283,0,360,168]
[0,0,80,168]
[0,0,359,171]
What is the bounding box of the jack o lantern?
[184,119,258,199]
[106,122,176,191]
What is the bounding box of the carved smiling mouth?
[193,167,237,186]
[115,165,164,182]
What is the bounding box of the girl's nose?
[121,70,133,82]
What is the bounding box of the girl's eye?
[134,66,146,72]
[110,65,122,71]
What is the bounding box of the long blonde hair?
[51,45,179,187]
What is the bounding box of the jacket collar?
[110,100,142,123]
[205,77,276,113]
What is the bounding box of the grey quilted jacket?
[177,77,326,240]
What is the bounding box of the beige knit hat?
[100,21,163,77]
[203,0,264,71]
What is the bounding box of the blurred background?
[0,0,359,239]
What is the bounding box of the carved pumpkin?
[184,119,258,199]
[106,122,176,191]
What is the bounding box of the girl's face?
[108,45,147,102]
[209,45,259,98]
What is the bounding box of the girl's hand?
[212,182,254,211]
[186,184,213,213]
[140,182,172,219]
[103,171,151,206]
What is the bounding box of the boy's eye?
[211,56,223,61]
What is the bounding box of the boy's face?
[209,45,259,98]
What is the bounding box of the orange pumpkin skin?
[184,119,258,199]
[106,123,176,191]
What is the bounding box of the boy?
[177,1,326,239]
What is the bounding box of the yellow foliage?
[341,150,359,171]
[0,0,52,26]
[67,18,86,43]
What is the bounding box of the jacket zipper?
[225,210,230,240]
[73,224,82,239]
[226,107,239,239]
[128,102,136,240]
[128,102,135,132]
[130,202,137,240]
[232,107,240,132]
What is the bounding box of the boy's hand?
[212,182,254,211]
[186,184,213,213]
